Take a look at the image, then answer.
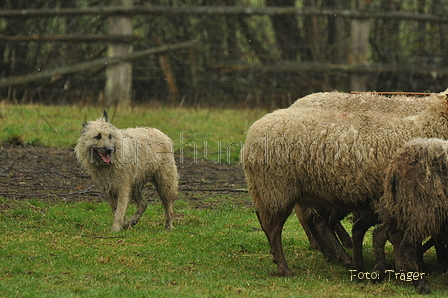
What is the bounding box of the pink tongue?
[101,154,111,163]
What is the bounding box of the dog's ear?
[80,115,88,133]
[80,122,88,134]
[103,110,109,122]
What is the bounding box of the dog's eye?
[94,133,102,140]
[109,134,113,139]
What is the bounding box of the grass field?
[1,103,447,297]
[1,197,446,297]
[0,104,266,163]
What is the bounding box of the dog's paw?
[111,224,122,232]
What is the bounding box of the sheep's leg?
[421,236,442,269]
[351,211,376,272]
[434,235,447,264]
[111,185,131,232]
[421,237,435,254]
[335,221,353,249]
[256,205,294,277]
[295,206,351,264]
[313,211,352,265]
[301,212,338,261]
[351,213,368,272]
[328,209,353,251]
[415,242,426,272]
[372,223,389,282]
[123,186,147,229]
[389,230,405,272]
[153,169,177,230]
[329,210,352,249]
[311,215,341,262]
[294,205,319,250]
[401,233,431,294]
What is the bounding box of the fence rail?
[0,3,447,107]
[0,39,200,89]
[0,6,447,23]
[0,34,140,43]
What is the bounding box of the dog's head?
[78,110,118,166]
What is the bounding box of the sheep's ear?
[436,92,448,99]
[103,110,109,122]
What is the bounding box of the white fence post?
[105,0,133,107]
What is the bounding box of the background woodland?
[0,0,447,108]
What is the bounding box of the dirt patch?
[0,145,251,208]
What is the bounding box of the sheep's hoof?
[339,255,352,267]
[371,273,383,284]
[416,281,431,295]
[371,266,385,283]
[278,267,293,277]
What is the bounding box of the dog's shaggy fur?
[75,111,178,232]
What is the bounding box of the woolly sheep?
[374,138,448,294]
[290,91,439,115]
[243,96,448,277]
[289,91,438,267]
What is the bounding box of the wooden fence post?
[104,0,133,107]
[349,0,370,91]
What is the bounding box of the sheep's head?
[436,87,448,99]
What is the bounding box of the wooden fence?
[1,4,447,107]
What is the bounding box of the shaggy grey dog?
[75,110,178,232]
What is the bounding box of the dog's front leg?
[111,186,131,232]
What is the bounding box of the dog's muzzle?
[92,147,114,164]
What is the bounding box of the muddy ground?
[0,145,251,208]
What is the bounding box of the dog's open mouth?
[93,147,114,164]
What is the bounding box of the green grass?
[0,103,267,163]
[1,103,448,296]
[2,197,446,297]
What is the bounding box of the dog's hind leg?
[111,185,131,232]
[124,186,147,229]
[153,169,177,230]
